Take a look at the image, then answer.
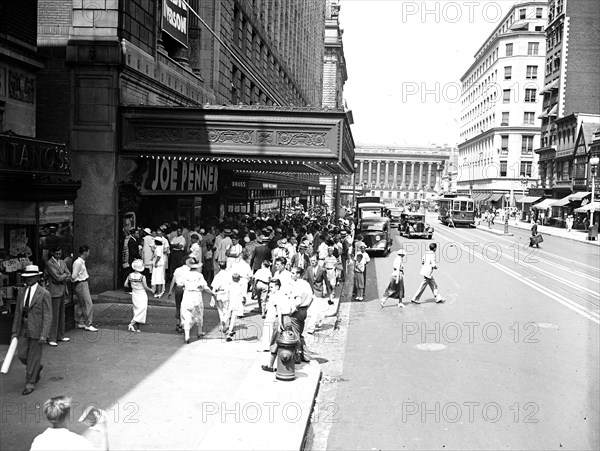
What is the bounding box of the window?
[522,135,534,154]
[500,161,508,177]
[527,42,539,55]
[525,88,536,102]
[524,112,535,125]
[520,8,526,19]
[501,112,509,126]
[504,66,512,79]
[505,43,513,56]
[503,89,511,103]
[520,162,533,177]
[501,135,509,152]
[553,56,561,71]
[536,7,543,18]
[526,65,538,79]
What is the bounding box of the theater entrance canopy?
[121,105,355,175]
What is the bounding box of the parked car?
[359,216,393,256]
[399,212,434,239]
[386,207,403,228]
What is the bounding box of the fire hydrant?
[276,328,299,381]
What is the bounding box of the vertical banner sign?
[162,0,189,47]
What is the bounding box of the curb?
[301,368,324,451]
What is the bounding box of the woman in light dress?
[151,239,165,297]
[380,249,406,308]
[124,259,152,331]
[180,258,213,344]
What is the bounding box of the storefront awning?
[515,195,542,204]
[551,195,571,207]
[488,193,504,202]
[548,105,558,116]
[476,193,491,201]
[532,198,556,210]
[539,79,559,94]
[568,191,591,201]
[574,201,600,213]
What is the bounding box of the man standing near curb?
[71,245,98,332]
[44,246,71,347]
[11,265,52,395]
[410,242,445,304]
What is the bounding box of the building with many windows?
[534,0,600,215]
[457,0,547,208]
[27,0,354,292]
[340,145,452,206]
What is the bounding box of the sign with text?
[162,0,188,47]
[144,158,218,194]
[0,134,70,175]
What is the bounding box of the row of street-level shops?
[467,189,597,229]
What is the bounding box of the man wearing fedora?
[11,264,53,395]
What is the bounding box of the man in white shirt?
[71,245,97,332]
[30,395,107,450]
[410,242,445,304]
[288,266,314,363]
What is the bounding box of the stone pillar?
[375,161,381,187]
[427,162,432,189]
[402,161,407,188]
[410,161,416,189]
[384,162,390,188]
[393,162,398,189]
[418,162,424,190]
[368,161,373,186]
[359,160,364,185]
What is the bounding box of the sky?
[339,0,515,147]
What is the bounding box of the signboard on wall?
[162,0,189,47]
[143,158,218,194]
[0,134,70,175]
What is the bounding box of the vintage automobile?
[399,212,434,239]
[359,216,393,255]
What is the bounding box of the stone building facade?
[31,0,354,292]
[457,0,547,208]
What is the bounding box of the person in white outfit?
[124,259,152,332]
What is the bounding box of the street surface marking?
[433,229,600,325]
[415,343,447,351]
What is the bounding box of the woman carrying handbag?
[380,248,406,308]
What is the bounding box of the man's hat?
[186,257,201,269]
[223,228,232,236]
[143,228,151,235]
[397,248,406,256]
[278,238,288,247]
[22,265,43,277]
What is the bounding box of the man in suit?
[11,265,53,395]
[250,235,272,273]
[304,255,333,334]
[44,246,71,346]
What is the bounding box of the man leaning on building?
[44,246,71,346]
[71,245,98,332]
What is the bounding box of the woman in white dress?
[151,239,165,297]
[180,258,213,344]
[124,259,152,331]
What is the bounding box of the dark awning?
[515,195,542,204]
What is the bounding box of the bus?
[437,194,475,227]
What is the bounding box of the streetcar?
[437,195,475,227]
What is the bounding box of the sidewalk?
[476,218,600,245]
[0,280,353,450]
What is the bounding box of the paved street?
[321,214,599,450]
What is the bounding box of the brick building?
[534,0,600,216]
[30,0,354,292]
[457,0,547,210]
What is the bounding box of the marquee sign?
[162,0,188,47]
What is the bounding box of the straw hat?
[21,265,43,277]
[186,257,201,269]
[131,259,144,272]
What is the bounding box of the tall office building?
[457,0,547,208]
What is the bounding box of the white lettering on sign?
[147,159,218,193]
[232,181,246,188]
[164,0,187,33]
[263,183,277,189]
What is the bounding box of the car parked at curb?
[359,216,393,255]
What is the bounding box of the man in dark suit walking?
[304,255,333,334]
[250,235,272,273]
[44,246,71,346]
[11,265,52,395]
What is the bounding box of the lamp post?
[504,194,510,235]
[590,156,599,227]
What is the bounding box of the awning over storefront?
[568,191,591,201]
[532,198,556,210]
[488,193,504,203]
[551,195,571,207]
[548,105,558,116]
[475,193,491,201]
[574,201,600,213]
[515,195,542,204]
[120,105,355,175]
[539,79,559,94]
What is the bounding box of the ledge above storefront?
[120,104,355,175]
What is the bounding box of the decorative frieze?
[134,127,182,142]
[208,129,253,144]
[8,71,35,103]
[277,132,326,146]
